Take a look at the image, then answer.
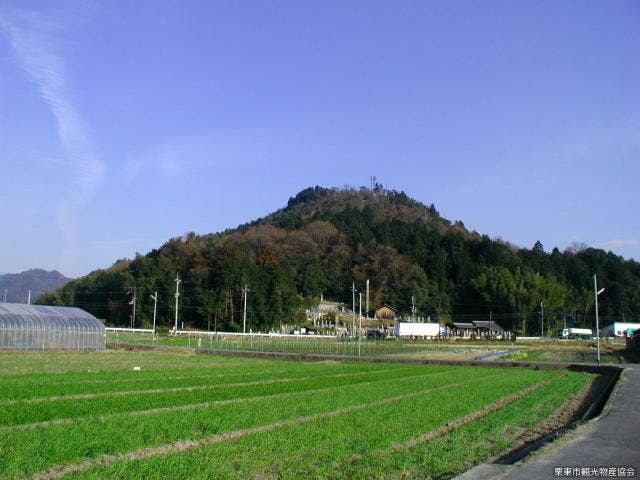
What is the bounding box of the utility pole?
[242,285,250,334]
[358,292,362,356]
[351,282,357,338]
[366,279,369,319]
[27,290,31,305]
[128,287,137,328]
[174,275,181,332]
[593,274,605,366]
[411,296,416,321]
[540,301,544,338]
[489,310,493,333]
[150,292,158,338]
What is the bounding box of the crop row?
[0,365,441,427]
[0,366,532,478]
[0,353,268,386]
[54,369,570,480]
[0,350,256,377]
[0,358,403,401]
[329,372,591,479]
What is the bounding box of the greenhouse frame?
[0,304,106,351]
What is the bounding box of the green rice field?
[107,331,508,360]
[0,349,594,479]
[106,331,629,363]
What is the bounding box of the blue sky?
[1,1,639,277]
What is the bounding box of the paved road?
[458,365,639,480]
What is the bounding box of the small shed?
[451,320,506,338]
[473,321,505,334]
[452,322,476,338]
[375,304,398,320]
[0,304,105,351]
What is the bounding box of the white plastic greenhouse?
[0,304,105,351]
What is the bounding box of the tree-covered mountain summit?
[40,185,639,334]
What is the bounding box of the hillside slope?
[40,186,640,334]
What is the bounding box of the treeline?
[38,186,640,335]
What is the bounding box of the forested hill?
[39,186,640,335]
[1,269,71,303]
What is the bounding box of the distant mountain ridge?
[0,269,71,303]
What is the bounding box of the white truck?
[394,322,440,338]
[559,328,593,340]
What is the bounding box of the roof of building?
[0,303,104,332]
[473,320,505,332]
[375,304,398,312]
[453,322,475,329]
[452,320,505,331]
[318,300,345,307]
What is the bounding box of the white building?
[600,322,640,337]
[306,295,347,325]
[394,322,440,337]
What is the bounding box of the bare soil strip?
[30,376,494,480]
[1,368,450,432]
[2,366,411,406]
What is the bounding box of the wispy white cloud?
[121,128,277,185]
[600,239,640,250]
[122,132,209,184]
[0,7,105,241]
[121,143,184,185]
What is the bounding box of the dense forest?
[39,185,640,335]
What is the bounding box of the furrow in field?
[30,376,490,480]
[356,372,566,461]
[4,367,284,389]
[0,355,244,378]
[3,369,493,478]
[0,368,453,432]
[2,358,365,388]
[323,373,591,480]
[1,362,390,400]
[2,367,450,428]
[1,366,410,406]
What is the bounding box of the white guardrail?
[106,327,155,334]
[171,329,337,339]
[105,327,337,338]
